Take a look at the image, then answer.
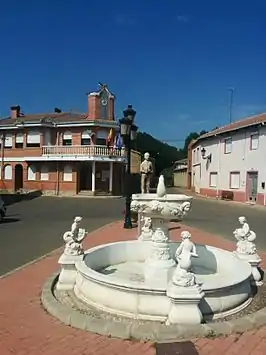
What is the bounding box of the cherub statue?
[233,216,256,255]
[63,216,87,256]
[140,216,153,240]
[140,152,153,194]
[172,231,198,287]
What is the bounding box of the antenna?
[228,87,234,124]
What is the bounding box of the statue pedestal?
[144,219,175,287]
[234,252,263,286]
[166,282,204,325]
[57,253,84,291]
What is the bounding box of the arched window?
[40,165,49,181]
[81,129,92,145]
[63,165,72,181]
[4,165,12,180]
[27,165,36,180]
[63,131,72,146]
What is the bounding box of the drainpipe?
[0,134,5,181]
[216,139,221,199]
[55,131,60,196]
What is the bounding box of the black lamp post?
[119,105,138,229]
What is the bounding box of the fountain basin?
[74,240,252,322]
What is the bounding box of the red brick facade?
[0,84,138,196]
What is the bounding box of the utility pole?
[228,87,234,124]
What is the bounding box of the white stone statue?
[139,216,153,240]
[140,152,153,194]
[63,216,87,256]
[172,231,198,287]
[233,216,257,255]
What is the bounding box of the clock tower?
[87,83,115,121]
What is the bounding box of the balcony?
[41,145,125,160]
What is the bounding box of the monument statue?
[140,152,153,194]
[172,231,198,287]
[63,216,87,256]
[233,216,257,255]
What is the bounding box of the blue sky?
[0,0,265,147]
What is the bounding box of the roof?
[0,112,119,128]
[174,158,187,164]
[195,112,266,144]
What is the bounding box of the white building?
[190,113,266,206]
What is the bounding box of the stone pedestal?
[235,252,263,286]
[166,282,204,325]
[57,254,84,291]
[144,218,175,286]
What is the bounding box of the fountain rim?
[75,240,252,292]
[131,193,193,202]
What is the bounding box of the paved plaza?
[1,220,266,355]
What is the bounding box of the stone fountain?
[51,177,258,327]
[131,175,193,287]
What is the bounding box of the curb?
[41,273,266,342]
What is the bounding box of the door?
[193,165,201,193]
[14,164,23,191]
[247,172,258,203]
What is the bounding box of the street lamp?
[119,105,138,229]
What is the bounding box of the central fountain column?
[144,218,176,287]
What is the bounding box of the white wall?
[191,125,266,194]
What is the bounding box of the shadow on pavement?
[1,190,42,206]
[155,341,198,355]
[1,217,20,224]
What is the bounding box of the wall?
[191,125,266,204]
[173,169,187,187]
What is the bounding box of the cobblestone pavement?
[1,221,266,355]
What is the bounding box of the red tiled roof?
[195,112,266,142]
[0,112,118,126]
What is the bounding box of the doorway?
[14,164,23,191]
[247,171,258,203]
[78,162,92,191]
[193,165,201,193]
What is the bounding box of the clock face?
[101,99,108,106]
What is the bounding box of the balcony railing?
[42,145,124,157]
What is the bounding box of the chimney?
[10,105,21,119]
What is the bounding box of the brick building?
[0,84,141,196]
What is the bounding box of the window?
[62,131,72,146]
[193,149,196,163]
[196,147,199,162]
[4,165,12,180]
[4,133,12,148]
[209,172,218,187]
[40,165,49,181]
[96,129,108,145]
[250,133,259,150]
[230,172,240,189]
[81,129,92,145]
[27,130,40,147]
[27,165,36,180]
[63,165,72,181]
[15,132,24,148]
[224,138,232,154]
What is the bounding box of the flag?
[106,128,114,146]
[114,133,123,150]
